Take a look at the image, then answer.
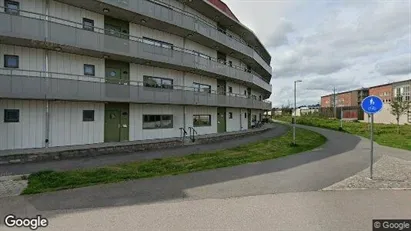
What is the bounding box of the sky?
[224,0,411,107]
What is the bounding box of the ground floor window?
[82,110,95,122]
[143,115,173,129]
[193,115,211,127]
[4,109,19,123]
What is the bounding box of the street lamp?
[293,80,302,145]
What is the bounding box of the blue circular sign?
[361,95,383,114]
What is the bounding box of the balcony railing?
[0,68,272,110]
[104,0,271,67]
[0,6,272,93]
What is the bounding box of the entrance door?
[217,107,226,133]
[104,103,129,142]
[217,80,226,95]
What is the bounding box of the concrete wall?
[129,23,184,47]
[49,101,104,147]
[49,0,104,29]
[226,107,241,132]
[226,81,247,97]
[184,72,218,92]
[0,0,45,15]
[48,51,105,81]
[130,63,184,86]
[0,99,45,150]
[129,104,184,141]
[0,44,45,75]
[185,106,217,135]
[364,103,410,125]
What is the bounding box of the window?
[144,76,173,89]
[193,115,211,127]
[82,110,95,122]
[259,95,262,101]
[244,90,247,96]
[4,109,19,123]
[84,64,95,76]
[143,115,173,129]
[228,87,233,93]
[229,112,233,119]
[244,113,247,118]
[228,61,232,67]
[142,37,173,49]
[193,82,211,93]
[5,0,19,15]
[83,18,94,31]
[4,55,19,68]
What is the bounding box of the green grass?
[22,127,326,195]
[275,115,411,151]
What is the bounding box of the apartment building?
[0,0,273,151]
[369,80,411,124]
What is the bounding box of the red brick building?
[368,84,393,103]
[320,95,332,107]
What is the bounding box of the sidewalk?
[0,124,288,176]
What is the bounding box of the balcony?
[0,69,272,110]
[0,9,272,96]
[54,0,272,78]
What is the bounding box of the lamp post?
[293,80,302,145]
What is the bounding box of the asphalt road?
[0,124,288,176]
[1,124,410,231]
[2,190,408,231]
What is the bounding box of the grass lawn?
[275,115,411,151]
[22,127,326,195]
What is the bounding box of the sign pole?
[361,95,383,180]
[370,113,374,179]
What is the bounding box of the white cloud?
[224,0,411,107]
[375,54,411,76]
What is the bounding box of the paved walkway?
[5,190,408,231]
[1,124,410,231]
[0,124,288,176]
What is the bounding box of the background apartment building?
[320,80,411,124]
[369,80,411,124]
[0,0,273,151]
[320,88,368,120]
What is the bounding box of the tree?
[389,96,410,134]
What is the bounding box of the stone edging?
[0,128,271,165]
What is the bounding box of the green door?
[217,107,226,133]
[105,67,121,84]
[104,109,121,142]
[105,60,129,84]
[104,103,129,142]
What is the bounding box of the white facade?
[0,0,271,151]
[49,101,104,147]
[0,99,45,150]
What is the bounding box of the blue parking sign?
[361,96,383,114]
